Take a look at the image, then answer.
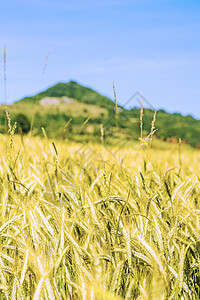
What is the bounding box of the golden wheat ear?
[113,82,118,133]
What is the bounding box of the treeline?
[0,106,200,147]
[0,80,199,146]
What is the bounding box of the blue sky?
[0,0,200,118]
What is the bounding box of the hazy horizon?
[6,79,199,120]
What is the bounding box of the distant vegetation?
[0,80,200,147]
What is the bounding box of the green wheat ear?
[5,107,17,151]
[140,93,143,142]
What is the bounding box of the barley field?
[0,133,200,299]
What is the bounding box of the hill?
[0,80,200,147]
[18,80,114,110]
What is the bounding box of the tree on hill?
[14,113,30,134]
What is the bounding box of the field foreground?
[0,135,200,299]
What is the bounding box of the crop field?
[0,132,200,299]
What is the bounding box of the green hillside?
[19,80,114,110]
[0,80,200,147]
